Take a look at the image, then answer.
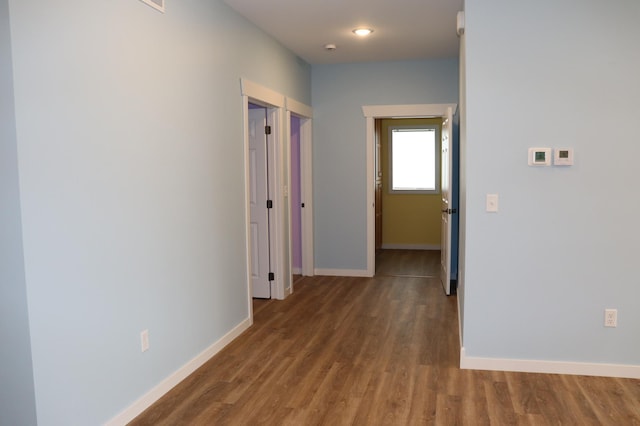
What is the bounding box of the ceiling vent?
[139,0,164,13]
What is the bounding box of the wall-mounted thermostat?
[528,148,552,166]
[554,148,574,166]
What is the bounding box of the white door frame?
[362,104,457,277]
[241,79,287,305]
[241,79,313,304]
[286,98,314,287]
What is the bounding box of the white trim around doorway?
[241,79,286,304]
[240,78,314,303]
[362,104,457,277]
[286,97,314,289]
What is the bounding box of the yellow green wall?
[380,118,441,247]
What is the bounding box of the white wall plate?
[554,148,574,166]
[528,147,552,166]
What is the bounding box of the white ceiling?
[223,0,464,64]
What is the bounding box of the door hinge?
[449,208,457,214]
[265,125,272,135]
[267,200,273,209]
[268,272,275,281]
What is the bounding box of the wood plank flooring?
[375,249,440,278]
[130,250,640,425]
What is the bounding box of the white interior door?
[249,107,271,298]
[440,107,453,295]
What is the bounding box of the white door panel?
[249,107,271,298]
[440,107,453,295]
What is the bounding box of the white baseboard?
[292,267,302,275]
[381,244,440,250]
[105,317,253,426]
[460,347,640,379]
[314,268,372,277]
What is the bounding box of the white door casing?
[440,107,453,295]
[285,97,314,284]
[363,104,457,277]
[241,80,285,306]
[248,107,271,298]
[242,79,312,305]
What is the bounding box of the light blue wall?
[311,59,459,271]
[7,0,309,424]
[0,0,37,424]
[462,0,640,364]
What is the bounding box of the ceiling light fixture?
[353,28,374,37]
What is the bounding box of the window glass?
[390,127,438,193]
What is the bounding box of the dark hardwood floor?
[130,250,640,425]
[375,249,440,278]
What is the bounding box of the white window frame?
[388,124,440,194]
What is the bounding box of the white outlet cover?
[604,309,617,327]
[486,194,498,212]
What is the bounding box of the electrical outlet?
[604,309,617,328]
[486,194,499,212]
[141,329,150,352]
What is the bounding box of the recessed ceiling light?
[353,28,374,37]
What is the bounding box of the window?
[389,126,439,193]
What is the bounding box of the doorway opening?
[286,101,314,294]
[241,79,314,309]
[290,115,303,285]
[377,118,442,248]
[289,113,314,282]
[363,104,457,294]
[241,79,288,308]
